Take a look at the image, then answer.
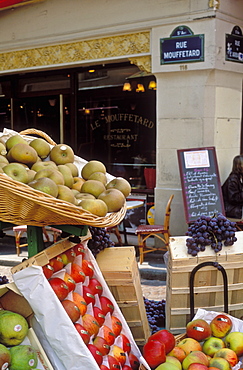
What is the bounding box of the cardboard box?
[0,282,54,370]
[166,231,243,334]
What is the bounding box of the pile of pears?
[0,133,131,217]
[0,309,39,370]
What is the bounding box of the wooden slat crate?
[166,231,243,334]
[96,246,151,346]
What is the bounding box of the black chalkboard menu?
[177,147,225,224]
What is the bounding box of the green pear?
[8,143,38,167]
[34,168,64,185]
[0,343,11,369]
[31,160,57,172]
[9,345,38,370]
[29,177,59,198]
[0,155,9,164]
[98,188,125,212]
[0,310,29,346]
[29,138,51,159]
[5,135,27,151]
[81,160,106,180]
[27,169,36,183]
[3,163,29,183]
[57,164,74,188]
[65,162,79,177]
[79,198,108,217]
[57,185,76,204]
[81,179,106,198]
[88,171,107,185]
[50,143,74,165]
[75,192,95,200]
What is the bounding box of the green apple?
[31,160,57,172]
[0,310,29,346]
[79,198,108,217]
[29,138,51,159]
[65,162,79,177]
[202,336,225,357]
[34,168,64,185]
[50,143,74,165]
[224,331,243,356]
[81,160,106,180]
[29,177,59,197]
[8,143,38,167]
[9,344,38,370]
[5,134,27,151]
[165,355,182,369]
[106,177,131,198]
[57,184,76,204]
[57,164,74,188]
[81,179,106,198]
[3,163,29,183]
[209,356,231,370]
[98,188,125,212]
[182,351,209,370]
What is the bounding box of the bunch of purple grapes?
[0,275,9,285]
[186,213,238,256]
[143,297,166,334]
[88,227,115,257]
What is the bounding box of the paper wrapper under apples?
[193,308,243,370]
[13,246,148,370]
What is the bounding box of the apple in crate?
[61,300,80,323]
[49,277,69,301]
[168,346,186,363]
[42,264,54,279]
[93,336,110,356]
[182,350,209,370]
[111,315,122,337]
[177,338,202,356]
[49,256,64,272]
[112,345,126,366]
[100,365,110,370]
[224,331,243,356]
[148,329,175,354]
[83,286,95,306]
[87,344,103,367]
[99,296,114,315]
[82,259,94,277]
[72,243,85,257]
[93,306,105,326]
[82,314,100,337]
[63,272,76,292]
[74,323,90,345]
[186,319,211,342]
[122,366,133,370]
[70,262,85,283]
[128,352,140,370]
[72,292,87,316]
[103,325,116,346]
[60,248,76,265]
[202,337,225,357]
[214,348,238,367]
[108,354,120,369]
[209,357,231,370]
[88,277,103,297]
[120,333,131,354]
[143,340,166,369]
[210,314,232,338]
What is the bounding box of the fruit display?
[0,131,131,218]
[186,213,237,256]
[0,309,40,370]
[41,242,142,369]
[142,312,243,370]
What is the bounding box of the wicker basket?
[0,128,127,227]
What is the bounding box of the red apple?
[186,319,212,342]
[82,313,100,336]
[202,337,225,357]
[100,366,110,370]
[224,331,243,356]
[49,277,69,301]
[143,339,166,369]
[60,248,76,265]
[73,242,85,257]
[83,285,95,305]
[188,364,209,370]
[61,299,80,323]
[214,348,238,367]
[148,329,176,354]
[128,352,140,370]
[210,314,233,338]
[111,315,122,337]
[168,346,186,363]
[99,296,114,315]
[88,277,103,297]
[82,259,94,277]
[87,343,103,367]
[182,350,209,370]
[103,325,116,346]
[49,256,64,272]
[177,338,202,356]
[42,264,54,279]
[74,322,90,345]
[93,336,110,355]
[122,366,133,370]
[108,354,120,369]
[111,345,127,366]
[63,272,76,292]
[72,292,87,316]
[93,306,105,326]
[70,262,86,283]
[120,333,131,354]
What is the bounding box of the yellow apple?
[29,138,51,159]
[3,163,29,183]
[50,144,74,165]
[106,177,131,198]
[98,188,125,212]
[79,198,108,217]
[29,177,59,197]
[81,160,106,180]
[81,179,106,198]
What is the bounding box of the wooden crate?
[96,246,151,346]
[166,231,243,334]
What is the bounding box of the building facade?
[0,0,242,235]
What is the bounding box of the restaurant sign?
[160,25,204,65]
[226,26,243,64]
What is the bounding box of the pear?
[5,134,27,151]
[57,164,74,188]
[29,177,59,198]
[50,143,74,165]
[31,160,57,172]
[81,179,106,198]
[0,310,29,346]
[79,198,108,217]
[29,138,51,159]
[8,143,38,167]
[0,142,7,156]
[0,155,8,164]
[3,163,29,183]
[57,185,76,204]
[81,160,106,180]
[88,171,107,185]
[65,162,79,177]
[9,345,38,370]
[34,168,64,185]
